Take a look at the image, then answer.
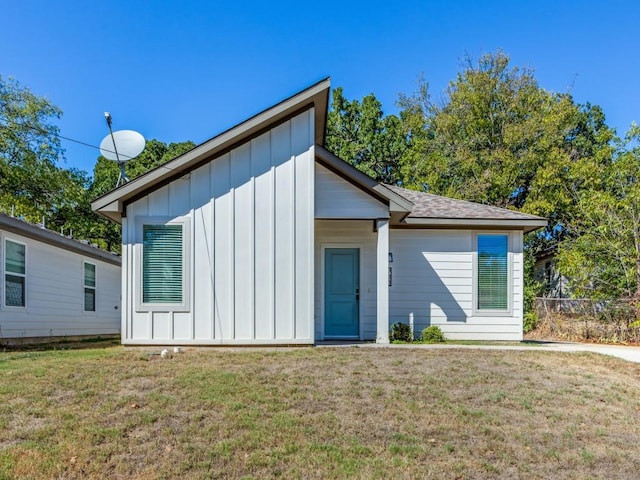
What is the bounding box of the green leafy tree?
[400,53,579,210]
[326,87,407,183]
[0,75,94,235]
[557,124,640,302]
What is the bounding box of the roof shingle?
[383,184,545,221]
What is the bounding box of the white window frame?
[4,238,27,309]
[83,261,97,313]
[135,216,191,312]
[472,231,513,316]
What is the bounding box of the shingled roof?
[384,185,546,232]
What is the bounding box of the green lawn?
[1,345,639,479]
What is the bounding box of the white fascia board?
[401,217,548,232]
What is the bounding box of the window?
[84,262,96,312]
[5,239,26,307]
[142,224,184,304]
[476,234,509,311]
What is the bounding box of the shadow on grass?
[1,336,120,352]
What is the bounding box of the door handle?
[355,288,360,302]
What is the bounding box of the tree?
[556,124,640,301]
[326,87,407,184]
[0,75,93,232]
[401,54,565,206]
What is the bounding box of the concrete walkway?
[318,341,640,364]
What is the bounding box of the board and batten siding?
[122,109,315,344]
[389,229,524,341]
[0,230,120,338]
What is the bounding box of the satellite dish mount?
[100,113,145,187]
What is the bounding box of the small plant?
[523,311,539,333]
[420,326,445,343]
[390,322,413,342]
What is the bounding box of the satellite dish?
[99,129,145,161]
[100,113,145,187]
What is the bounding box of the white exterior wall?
[122,109,315,345]
[389,229,523,341]
[315,164,388,218]
[0,230,121,338]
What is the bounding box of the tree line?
[1,51,639,311]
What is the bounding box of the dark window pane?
[6,241,25,274]
[84,263,96,288]
[84,288,95,312]
[6,274,25,307]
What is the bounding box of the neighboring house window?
[142,224,184,304]
[5,239,26,307]
[544,261,552,295]
[476,234,509,311]
[84,262,96,312]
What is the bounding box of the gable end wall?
[122,109,315,344]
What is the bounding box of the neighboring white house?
[0,213,121,340]
[92,78,546,345]
[534,246,569,299]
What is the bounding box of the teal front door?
[324,248,360,337]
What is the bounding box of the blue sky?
[1,1,638,176]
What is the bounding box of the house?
[92,78,546,345]
[0,213,121,340]
[533,245,569,299]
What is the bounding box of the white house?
[0,213,121,340]
[92,78,546,345]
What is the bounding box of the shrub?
[420,326,445,343]
[390,322,413,342]
[523,310,539,333]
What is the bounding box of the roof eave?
[0,214,121,265]
[92,77,331,220]
[401,217,548,233]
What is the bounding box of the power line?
[0,115,136,159]
[0,115,187,173]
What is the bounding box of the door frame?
[320,243,363,340]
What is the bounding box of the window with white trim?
[142,224,184,304]
[5,239,26,307]
[476,234,509,311]
[84,262,96,312]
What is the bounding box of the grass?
[1,346,639,479]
